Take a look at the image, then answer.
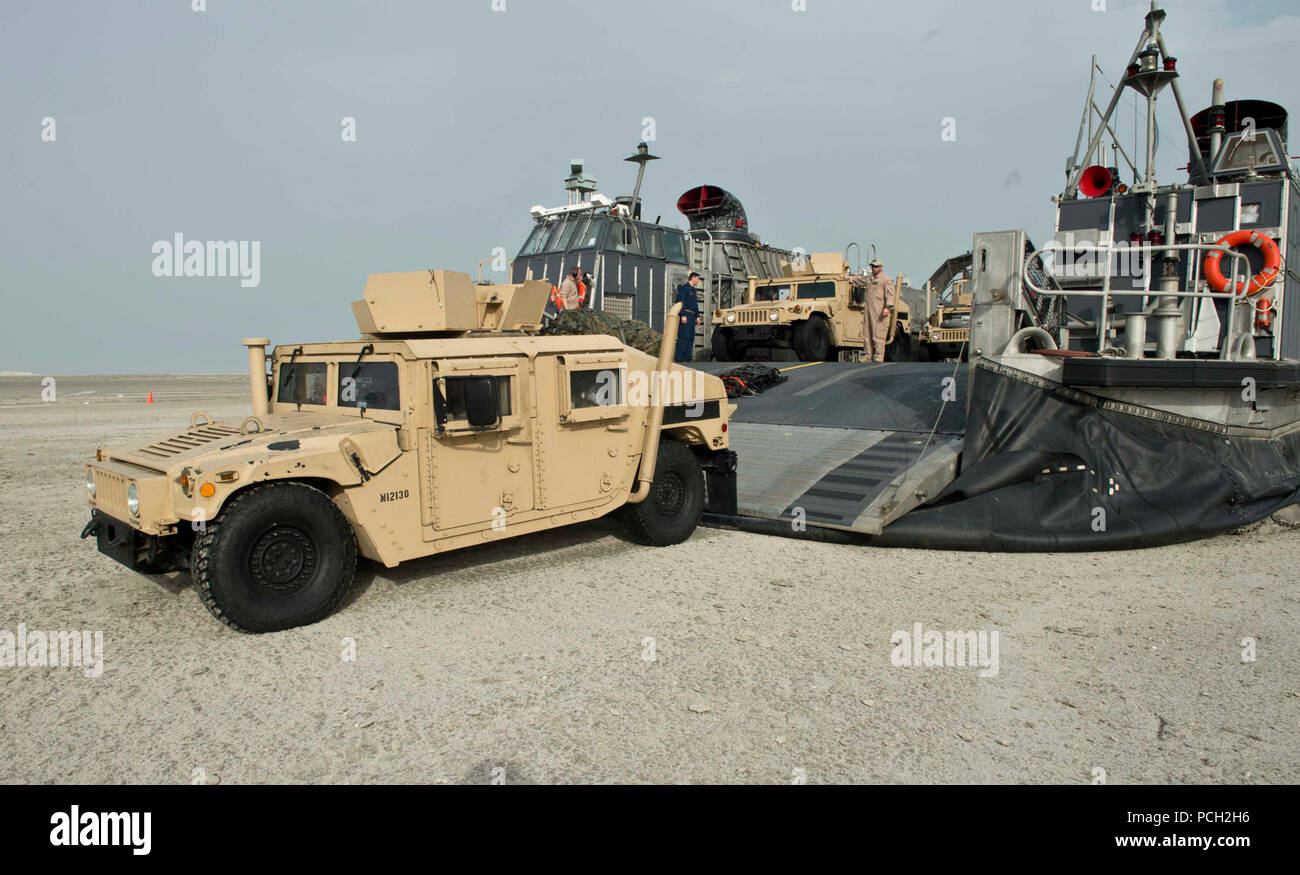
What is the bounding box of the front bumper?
[81,510,188,572]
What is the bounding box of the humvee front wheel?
[711,327,736,361]
[192,482,357,633]
[791,316,831,361]
[621,441,705,546]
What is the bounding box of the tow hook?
[80,516,100,540]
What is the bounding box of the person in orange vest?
[557,266,582,310]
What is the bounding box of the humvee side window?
[277,362,328,405]
[663,231,687,263]
[796,281,836,299]
[437,375,512,422]
[338,362,400,411]
[558,355,628,425]
[570,369,623,409]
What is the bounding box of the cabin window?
[663,231,687,263]
[558,354,628,424]
[521,222,554,256]
[338,362,401,411]
[796,281,836,299]
[570,369,623,409]
[550,217,579,251]
[436,375,513,421]
[559,217,591,251]
[276,362,328,406]
[644,228,664,258]
[608,221,642,255]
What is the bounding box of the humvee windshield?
[754,284,791,302]
[277,362,328,405]
[338,362,400,411]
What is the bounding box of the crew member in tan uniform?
[557,266,583,311]
[854,258,894,362]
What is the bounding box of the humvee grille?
[734,309,769,325]
[133,425,244,459]
[95,469,130,516]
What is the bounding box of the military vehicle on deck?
[509,146,795,360]
[903,252,973,362]
[81,270,737,632]
[709,252,915,362]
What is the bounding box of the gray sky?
[3,0,1297,373]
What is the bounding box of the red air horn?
[1079,165,1114,198]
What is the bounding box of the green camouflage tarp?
[541,308,663,356]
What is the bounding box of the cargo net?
[1022,236,1065,344]
[541,308,662,356]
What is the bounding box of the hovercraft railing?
[1022,242,1256,361]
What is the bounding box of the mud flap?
[701,450,738,516]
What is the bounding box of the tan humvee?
[708,252,912,362]
[82,270,737,632]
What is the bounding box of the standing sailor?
[674,272,703,362]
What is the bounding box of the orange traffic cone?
[147,391,154,403]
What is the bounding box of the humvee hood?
[105,411,399,475]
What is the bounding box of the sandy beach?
[1,374,1296,784]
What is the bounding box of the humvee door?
[421,356,535,535]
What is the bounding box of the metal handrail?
[1023,242,1256,359]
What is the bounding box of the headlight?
[769,309,779,322]
[127,483,140,516]
[725,313,736,324]
[86,470,96,499]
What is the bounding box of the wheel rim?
[249,525,317,594]
[652,471,687,517]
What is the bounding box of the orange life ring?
[1203,230,1281,296]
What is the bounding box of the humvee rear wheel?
[885,325,912,362]
[791,316,831,361]
[191,482,357,633]
[621,441,705,546]
[711,327,736,361]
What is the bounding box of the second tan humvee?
[81,270,737,632]
[709,252,912,362]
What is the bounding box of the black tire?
[620,441,705,546]
[711,327,735,361]
[192,482,357,633]
[885,324,912,362]
[791,316,831,361]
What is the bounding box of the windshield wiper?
[348,344,374,381]
[283,346,304,385]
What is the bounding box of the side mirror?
[463,376,499,428]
